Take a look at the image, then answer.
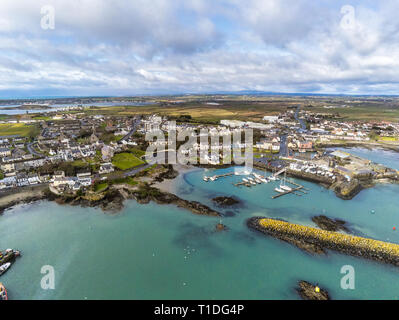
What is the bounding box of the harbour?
[1,148,399,299]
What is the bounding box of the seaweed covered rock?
[212,196,240,207]
[312,215,350,233]
[297,281,330,300]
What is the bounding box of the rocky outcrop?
[212,196,240,207]
[296,281,330,300]
[152,164,179,182]
[49,188,125,213]
[49,183,221,217]
[312,215,350,233]
[131,185,221,217]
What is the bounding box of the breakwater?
[248,217,399,266]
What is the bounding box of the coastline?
[317,141,399,153]
[0,164,221,217]
[151,163,200,194]
[0,185,48,215]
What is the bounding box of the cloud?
[0,0,398,96]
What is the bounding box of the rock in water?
[212,196,240,206]
[312,215,350,233]
[297,281,330,300]
[215,223,228,232]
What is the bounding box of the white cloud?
[0,0,398,96]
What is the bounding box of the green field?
[112,153,145,170]
[94,182,108,192]
[0,123,39,137]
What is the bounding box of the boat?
[274,187,285,193]
[203,176,209,182]
[280,185,292,192]
[243,178,249,183]
[279,171,292,192]
[0,263,11,276]
[0,283,8,300]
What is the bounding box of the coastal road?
[123,162,153,177]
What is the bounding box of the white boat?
[253,173,261,179]
[261,178,268,183]
[281,185,292,192]
[203,176,209,182]
[269,176,276,181]
[275,187,285,193]
[250,181,256,185]
[243,178,249,183]
[0,263,11,276]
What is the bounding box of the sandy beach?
[152,163,200,193]
[0,185,47,214]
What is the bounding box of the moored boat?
[0,263,11,276]
[0,283,8,300]
[281,185,292,192]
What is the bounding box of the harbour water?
[1,148,399,299]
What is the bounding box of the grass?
[94,182,108,192]
[111,176,138,186]
[71,160,88,167]
[32,116,51,121]
[379,136,398,142]
[128,148,146,158]
[112,153,145,170]
[0,123,38,137]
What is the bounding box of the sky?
[0,0,399,98]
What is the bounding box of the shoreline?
[317,141,399,153]
[0,185,48,215]
[151,163,200,194]
[0,164,221,218]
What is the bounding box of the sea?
[1,147,399,299]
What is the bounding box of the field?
[0,123,39,137]
[75,95,399,123]
[112,153,145,170]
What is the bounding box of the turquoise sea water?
[1,148,399,300]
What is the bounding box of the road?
[123,162,153,177]
[27,142,44,157]
[120,119,140,142]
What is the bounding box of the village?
[0,104,398,198]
